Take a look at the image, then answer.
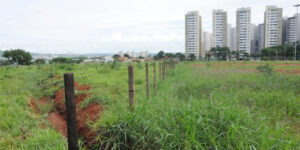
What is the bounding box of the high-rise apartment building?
[212,9,228,47]
[264,6,283,48]
[250,24,260,55]
[185,11,203,59]
[258,24,265,52]
[236,7,251,54]
[203,31,212,53]
[286,14,300,43]
[282,17,289,44]
[227,24,236,51]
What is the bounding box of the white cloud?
[0,0,299,53]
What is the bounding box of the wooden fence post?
[162,61,166,80]
[153,62,156,96]
[172,61,174,70]
[159,62,162,80]
[128,66,135,111]
[64,73,79,150]
[145,63,149,99]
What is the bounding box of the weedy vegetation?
[0,61,299,149]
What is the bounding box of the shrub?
[111,60,120,70]
[257,64,273,75]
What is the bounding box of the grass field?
[0,61,299,149]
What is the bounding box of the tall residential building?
[227,24,236,51]
[185,11,203,59]
[212,9,228,47]
[250,24,260,55]
[203,31,212,53]
[287,14,300,43]
[264,6,283,48]
[282,17,288,44]
[258,24,265,52]
[236,7,251,54]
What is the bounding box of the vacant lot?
[0,61,299,149]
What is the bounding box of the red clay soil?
[54,88,66,113]
[48,112,67,136]
[276,69,300,75]
[37,97,48,105]
[29,98,39,113]
[77,103,103,143]
[29,97,49,113]
[273,64,300,66]
[29,81,103,145]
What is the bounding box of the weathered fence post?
[162,61,166,80]
[172,61,175,70]
[165,61,167,74]
[159,62,162,80]
[153,62,157,96]
[64,73,79,150]
[128,66,135,111]
[145,63,149,99]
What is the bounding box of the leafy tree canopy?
[175,52,185,61]
[113,54,121,59]
[2,49,32,65]
[188,54,196,61]
[51,57,72,63]
[124,54,130,58]
[153,51,165,60]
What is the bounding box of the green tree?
[175,52,185,61]
[242,52,250,60]
[260,43,300,60]
[153,51,165,60]
[188,54,196,61]
[51,57,72,63]
[165,53,175,58]
[2,49,32,65]
[157,51,165,58]
[34,59,46,64]
[124,54,130,58]
[210,46,230,60]
[113,54,121,59]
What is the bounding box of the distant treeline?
[259,43,300,60]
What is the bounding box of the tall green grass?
[0,61,299,149]
[0,66,67,149]
[93,62,300,149]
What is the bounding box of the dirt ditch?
[29,82,103,145]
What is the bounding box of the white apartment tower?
[185,11,203,59]
[236,7,251,54]
[227,24,236,51]
[212,9,228,47]
[287,14,300,43]
[264,6,283,48]
[203,31,212,53]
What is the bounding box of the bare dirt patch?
[276,69,300,75]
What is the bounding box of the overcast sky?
[0,0,299,54]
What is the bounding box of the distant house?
[82,57,104,63]
[144,58,152,61]
[118,57,129,62]
[104,57,114,63]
